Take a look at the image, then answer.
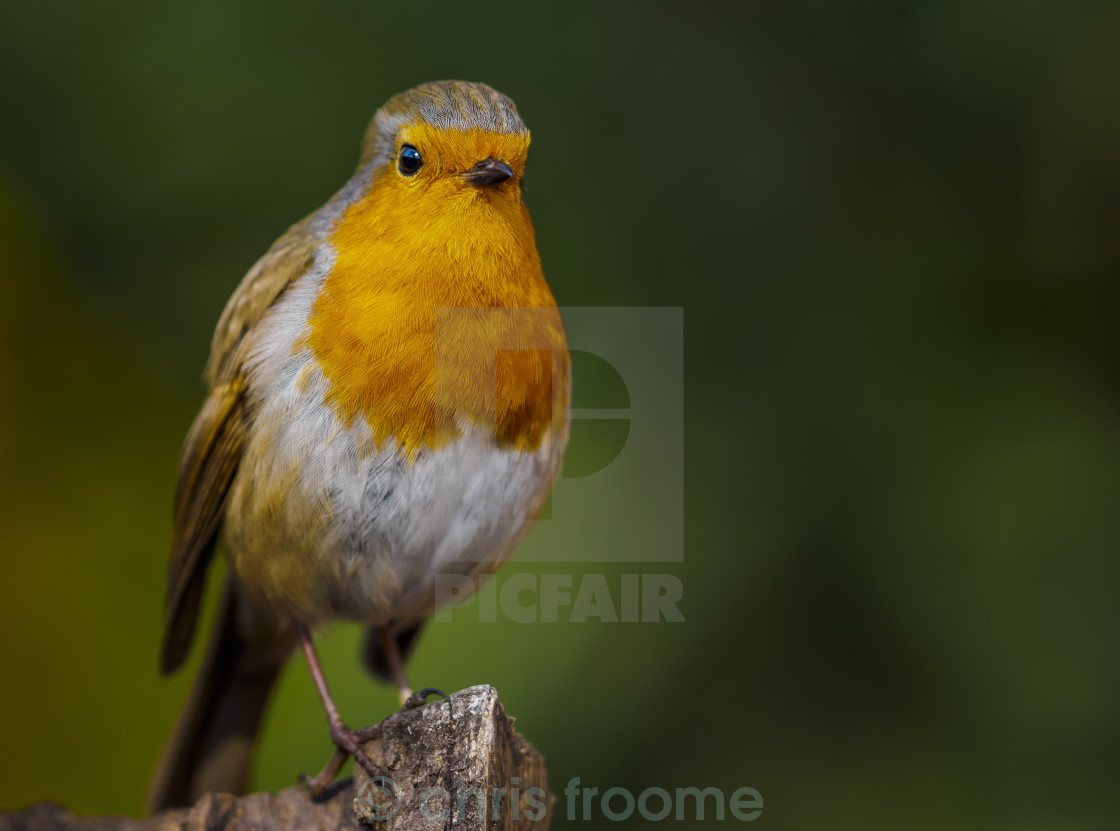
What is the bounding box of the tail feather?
[147,578,292,813]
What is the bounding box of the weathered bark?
[0,686,550,831]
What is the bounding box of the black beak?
[461,158,514,187]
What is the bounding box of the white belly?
[221,242,564,627]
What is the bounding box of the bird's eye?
[398,145,423,175]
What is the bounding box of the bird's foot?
[401,687,450,712]
[300,720,385,799]
[298,687,448,798]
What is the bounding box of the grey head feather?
[359,81,527,168]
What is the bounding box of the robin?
[147,80,569,811]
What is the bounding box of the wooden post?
[0,686,552,831]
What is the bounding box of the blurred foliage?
[2,1,1119,829]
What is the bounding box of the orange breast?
[305,166,567,457]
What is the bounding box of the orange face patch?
[305,127,567,457]
[396,122,530,179]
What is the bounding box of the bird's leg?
[378,625,414,706]
[295,623,383,797]
[378,627,451,712]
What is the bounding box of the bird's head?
[309,82,565,456]
[357,80,530,214]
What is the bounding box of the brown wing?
[160,216,318,675]
[206,214,318,385]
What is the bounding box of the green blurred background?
[2,1,1119,828]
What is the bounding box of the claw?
[402,687,450,711]
[300,749,347,799]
